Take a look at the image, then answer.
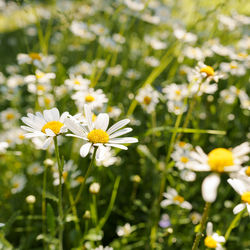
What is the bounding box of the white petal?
[160,199,173,207]
[181,201,192,210]
[233,203,245,214]
[206,222,213,236]
[21,125,38,133]
[109,128,132,139]
[95,113,109,131]
[21,117,43,130]
[51,108,60,121]
[45,129,55,136]
[227,178,245,195]
[42,137,53,149]
[96,145,107,161]
[105,143,128,150]
[24,132,45,138]
[80,143,92,158]
[202,173,221,203]
[43,109,55,122]
[84,104,93,131]
[108,137,138,144]
[64,118,87,137]
[246,204,250,215]
[107,119,130,135]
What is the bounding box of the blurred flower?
[65,105,138,161]
[159,214,171,228]
[189,212,201,224]
[136,85,159,113]
[89,182,100,194]
[21,108,68,149]
[189,142,250,202]
[0,141,8,154]
[161,187,192,210]
[94,246,113,250]
[72,88,108,110]
[227,178,250,215]
[117,223,133,237]
[11,174,26,194]
[26,195,36,204]
[107,106,122,119]
[106,65,123,76]
[27,163,44,175]
[220,61,246,76]
[0,108,20,129]
[124,0,144,11]
[65,75,90,90]
[144,56,160,67]
[204,222,225,249]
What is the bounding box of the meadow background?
[0,0,249,249]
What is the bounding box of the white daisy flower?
[227,178,250,215]
[230,166,250,187]
[193,62,223,83]
[6,74,24,89]
[183,46,204,61]
[160,187,192,210]
[24,69,55,84]
[64,74,90,90]
[17,52,55,69]
[144,56,160,67]
[136,85,159,113]
[64,105,138,161]
[105,65,123,77]
[204,222,225,249]
[188,142,250,202]
[95,149,120,167]
[167,100,187,115]
[11,174,27,194]
[174,28,197,44]
[220,61,246,76]
[0,108,20,128]
[27,163,44,175]
[21,108,69,149]
[162,83,188,102]
[0,141,8,154]
[38,94,55,109]
[72,88,108,110]
[107,106,122,119]
[124,0,145,11]
[116,223,134,237]
[219,87,237,104]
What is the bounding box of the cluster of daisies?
[21,105,138,161]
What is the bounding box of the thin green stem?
[224,208,245,241]
[192,202,211,250]
[54,137,63,250]
[90,195,98,226]
[73,147,97,207]
[42,164,47,249]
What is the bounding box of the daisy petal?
[42,137,53,149]
[96,145,107,161]
[202,173,220,203]
[105,143,128,150]
[233,203,245,214]
[108,137,138,144]
[109,128,132,139]
[95,113,109,131]
[80,143,92,158]
[107,119,130,135]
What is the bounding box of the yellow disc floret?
[173,195,184,203]
[74,79,81,85]
[85,95,95,102]
[41,121,64,134]
[245,166,250,177]
[181,157,189,163]
[200,66,215,77]
[6,113,15,120]
[204,236,217,248]
[143,96,151,105]
[29,53,41,61]
[208,148,234,173]
[87,129,109,144]
[241,192,250,204]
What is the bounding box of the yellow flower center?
[44,98,51,105]
[74,79,81,85]
[76,176,84,183]
[13,183,20,189]
[36,72,45,79]
[18,134,25,140]
[208,148,234,173]
[6,113,15,120]
[200,66,215,77]
[143,96,151,105]
[238,53,248,58]
[173,195,184,203]
[85,95,95,102]
[175,90,181,95]
[37,85,45,91]
[181,157,189,163]
[204,236,217,248]
[41,121,64,135]
[87,129,109,144]
[230,63,238,69]
[241,192,250,204]
[29,53,41,61]
[62,172,68,180]
[178,141,186,147]
[245,166,250,177]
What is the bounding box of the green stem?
[90,195,98,226]
[54,137,63,250]
[192,202,211,250]
[42,164,47,249]
[73,147,97,207]
[224,208,245,241]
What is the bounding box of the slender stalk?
[73,147,97,206]
[42,164,47,249]
[90,195,98,226]
[54,137,63,250]
[224,208,245,241]
[192,202,211,250]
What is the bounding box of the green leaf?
[47,203,56,237]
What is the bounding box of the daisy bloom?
[24,69,55,84]
[136,85,159,113]
[193,62,223,83]
[162,83,188,102]
[11,174,27,194]
[227,178,250,215]
[64,74,90,90]
[189,142,250,202]
[0,108,20,128]
[204,222,225,249]
[117,223,134,237]
[21,108,68,149]
[160,187,192,210]
[64,104,138,161]
[72,88,108,110]
[220,61,246,76]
